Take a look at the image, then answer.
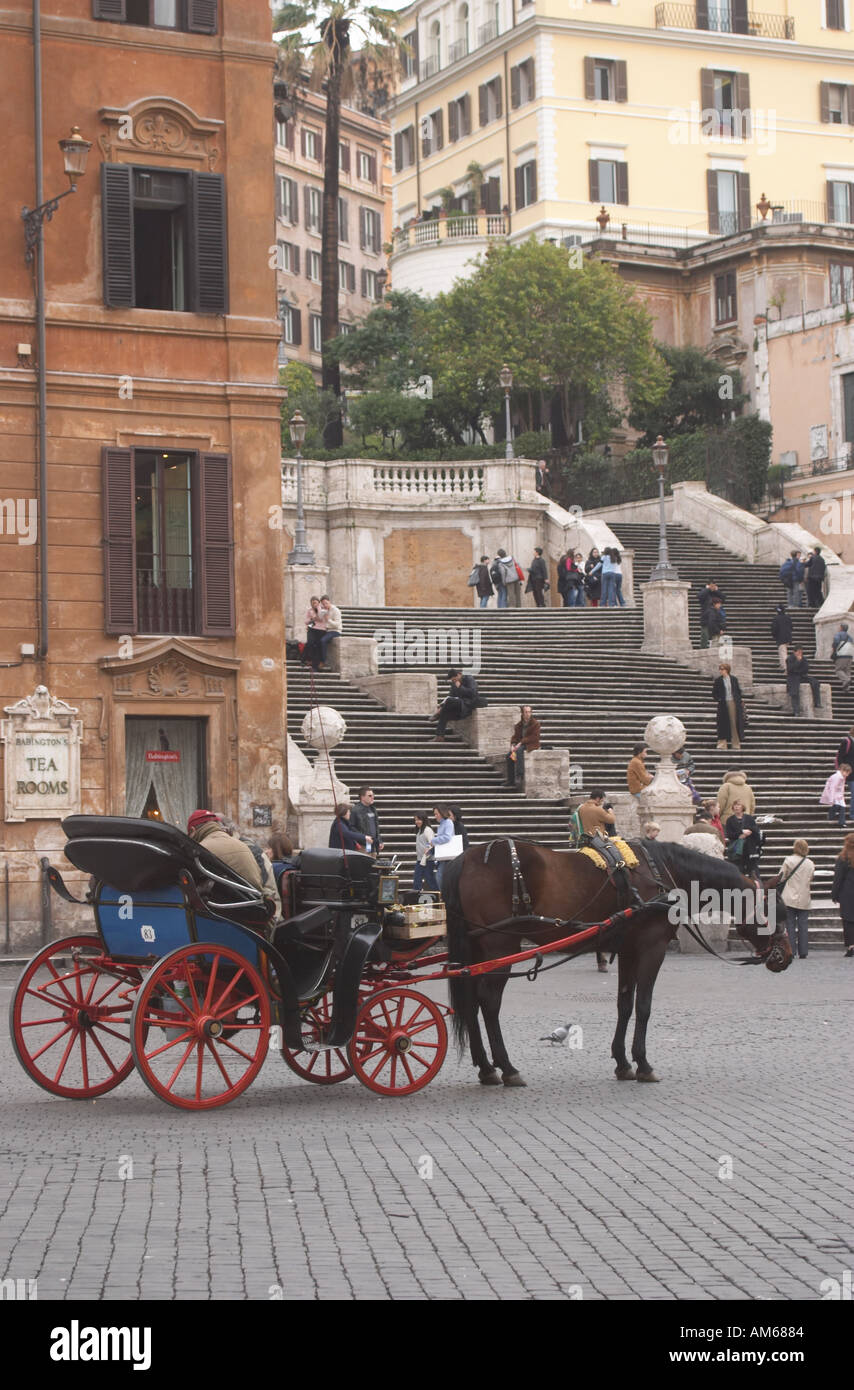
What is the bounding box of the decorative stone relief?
[99,98,223,170]
[147,661,191,697]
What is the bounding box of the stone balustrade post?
[640,579,692,657]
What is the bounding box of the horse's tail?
[440,852,474,1056]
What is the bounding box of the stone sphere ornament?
[643,714,686,766]
[301,706,346,751]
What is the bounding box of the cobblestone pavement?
[1,953,852,1301]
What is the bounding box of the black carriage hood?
[60,814,257,894]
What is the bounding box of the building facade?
[1,0,287,949]
[389,0,854,295]
[275,87,391,375]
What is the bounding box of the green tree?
[273,2,398,447]
[628,343,749,444]
[280,360,338,453]
[349,389,427,450]
[327,290,432,392]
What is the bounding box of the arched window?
[429,19,441,67]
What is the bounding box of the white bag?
[433,833,464,860]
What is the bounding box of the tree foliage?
[628,343,749,445]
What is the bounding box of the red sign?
[145,751,180,763]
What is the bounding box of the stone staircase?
[285,526,851,944]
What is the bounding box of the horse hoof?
[636,1070,660,1083]
[502,1072,527,1087]
[614,1065,636,1080]
[478,1070,502,1086]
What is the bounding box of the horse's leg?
[468,996,501,1085]
[479,971,526,1087]
[611,949,637,1080]
[631,930,670,1082]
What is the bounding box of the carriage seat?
[61,814,262,901]
[296,847,376,906]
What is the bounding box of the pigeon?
[539,1021,574,1045]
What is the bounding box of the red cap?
[187,810,221,836]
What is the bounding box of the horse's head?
[737,875,793,972]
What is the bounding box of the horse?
[440,837,792,1087]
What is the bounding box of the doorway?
[125,717,207,830]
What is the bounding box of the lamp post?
[650,435,678,581]
[287,410,315,565]
[499,363,514,461]
[21,125,92,661]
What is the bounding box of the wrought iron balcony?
[448,36,469,64]
[477,19,499,45]
[654,3,795,39]
[419,54,440,81]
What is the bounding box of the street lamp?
[22,126,92,263]
[650,435,678,581]
[499,363,514,461]
[287,409,315,565]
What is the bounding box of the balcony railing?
[392,213,508,256]
[477,19,499,45]
[419,53,440,81]
[448,36,469,63]
[654,3,795,39]
[137,571,196,636]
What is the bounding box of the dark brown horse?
[441,838,792,1087]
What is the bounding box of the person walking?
[432,668,486,741]
[349,785,384,853]
[413,811,438,893]
[773,839,815,960]
[698,581,725,649]
[831,622,854,690]
[820,763,851,830]
[474,555,494,609]
[786,647,822,715]
[716,770,756,821]
[770,604,793,673]
[526,547,548,607]
[831,833,854,956]
[626,743,653,798]
[495,549,522,608]
[328,803,367,852]
[805,545,827,608]
[490,553,507,608]
[712,661,746,750]
[506,705,541,788]
[584,548,603,606]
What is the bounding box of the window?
[338,196,349,244]
[339,260,356,293]
[305,186,322,234]
[359,206,382,253]
[696,0,750,34]
[301,127,322,162]
[483,175,501,214]
[707,169,750,234]
[448,94,472,142]
[307,250,322,283]
[101,164,227,313]
[588,159,629,205]
[510,59,536,109]
[276,119,294,150]
[102,446,234,637]
[401,29,418,79]
[362,268,382,300]
[93,0,218,34]
[827,0,845,29]
[277,176,298,224]
[339,142,350,174]
[714,271,737,324]
[421,109,444,157]
[394,126,415,171]
[478,76,503,126]
[515,160,538,210]
[827,180,854,223]
[450,4,469,62]
[338,322,354,335]
[428,19,441,73]
[830,262,854,304]
[700,70,751,139]
[309,313,323,353]
[277,240,300,274]
[357,149,377,183]
[821,82,853,124]
[584,57,627,103]
[280,301,301,345]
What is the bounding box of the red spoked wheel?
[280,992,353,1084]
[348,987,448,1097]
[130,943,270,1110]
[9,935,142,1099]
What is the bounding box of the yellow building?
[390,0,854,294]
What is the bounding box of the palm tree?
[274,3,398,447]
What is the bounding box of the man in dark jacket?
[805,546,827,608]
[475,555,494,609]
[526,547,548,607]
[786,647,822,715]
[780,551,805,608]
[770,604,793,672]
[698,581,725,648]
[506,705,541,787]
[433,669,486,740]
[706,597,727,643]
[349,785,383,852]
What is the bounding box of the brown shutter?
[93,0,126,17]
[192,171,228,314]
[434,110,443,150]
[359,208,366,250]
[368,152,377,182]
[696,0,710,29]
[514,166,524,210]
[732,0,748,33]
[820,82,831,123]
[290,181,299,225]
[737,170,750,230]
[735,72,751,136]
[101,163,135,308]
[198,454,235,637]
[707,169,720,231]
[700,68,714,114]
[340,142,350,173]
[317,133,323,164]
[361,268,367,296]
[186,0,217,33]
[849,87,854,124]
[615,60,627,103]
[528,61,535,99]
[530,161,537,204]
[511,64,521,109]
[301,128,307,158]
[479,83,488,125]
[584,57,596,101]
[293,245,300,275]
[304,185,312,228]
[589,159,599,202]
[339,198,348,243]
[616,163,628,205]
[422,119,431,159]
[292,308,302,345]
[448,100,459,142]
[394,131,403,171]
[286,121,294,152]
[102,447,137,634]
[461,94,471,134]
[494,77,503,118]
[827,180,837,221]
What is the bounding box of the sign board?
[2,686,82,822]
[145,750,181,763]
[252,804,273,827]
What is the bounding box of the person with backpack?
[526,547,548,607]
[779,550,804,608]
[770,603,793,673]
[490,553,507,608]
[495,548,522,608]
[472,555,494,609]
[805,546,827,608]
[831,622,854,689]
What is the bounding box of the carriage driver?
[187,810,279,908]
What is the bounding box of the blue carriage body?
[94,884,261,968]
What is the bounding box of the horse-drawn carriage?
[10,816,451,1109]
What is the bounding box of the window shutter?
[368,152,377,183]
[102,447,136,634]
[317,133,323,164]
[434,110,443,150]
[101,163,135,308]
[276,178,284,220]
[293,245,300,275]
[422,120,431,159]
[359,208,366,250]
[394,131,403,171]
[737,170,750,230]
[192,171,228,314]
[339,198,348,243]
[511,64,521,109]
[696,0,710,29]
[304,185,312,229]
[527,60,536,100]
[589,159,599,203]
[340,142,350,173]
[448,100,459,142]
[615,60,627,103]
[827,180,836,222]
[301,129,307,158]
[707,170,720,231]
[286,121,294,152]
[292,308,302,345]
[732,0,748,33]
[198,454,234,637]
[529,161,537,205]
[736,72,751,128]
[494,77,503,119]
[92,0,126,17]
[700,68,714,114]
[584,57,596,101]
[361,268,367,297]
[479,83,488,126]
[820,82,831,123]
[186,0,217,34]
[616,163,628,205]
[849,87,854,124]
[515,165,524,210]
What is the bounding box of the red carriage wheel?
[9,935,142,1099]
[280,992,353,1084]
[130,943,270,1110]
[348,988,448,1098]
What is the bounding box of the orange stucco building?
[0,0,287,949]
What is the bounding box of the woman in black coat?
[831,833,854,956]
[328,804,367,852]
[584,548,603,606]
[712,661,747,750]
[725,803,762,874]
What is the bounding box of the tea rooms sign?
[2,686,82,822]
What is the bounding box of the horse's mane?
[641,838,749,889]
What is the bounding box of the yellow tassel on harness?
[579,837,639,872]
